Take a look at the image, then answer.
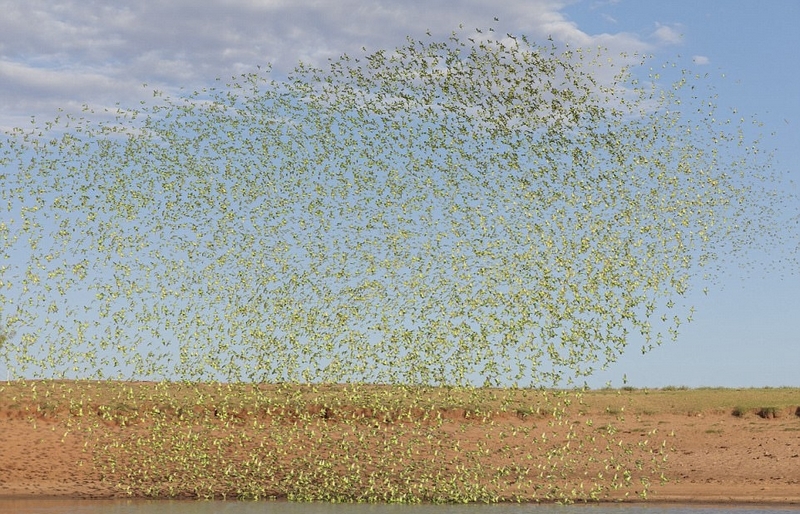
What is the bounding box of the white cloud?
[0,0,666,128]
[651,23,683,45]
[692,55,710,65]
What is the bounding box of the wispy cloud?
[692,55,710,65]
[0,0,678,128]
[600,13,618,24]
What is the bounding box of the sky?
[1,0,798,388]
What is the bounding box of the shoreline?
[0,491,800,502]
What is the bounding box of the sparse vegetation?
[2,380,798,501]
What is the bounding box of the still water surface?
[2,501,799,514]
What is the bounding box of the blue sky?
[1,1,798,387]
[560,1,800,387]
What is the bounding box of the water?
[2,500,798,514]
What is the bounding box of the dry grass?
[578,387,799,418]
[3,380,797,423]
